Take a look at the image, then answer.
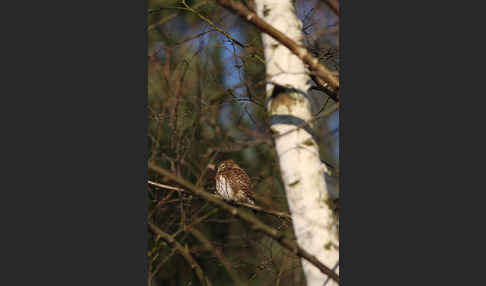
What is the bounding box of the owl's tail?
[247,198,257,214]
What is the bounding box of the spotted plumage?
[215,160,255,205]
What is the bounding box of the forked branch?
[215,0,339,96]
[148,162,340,283]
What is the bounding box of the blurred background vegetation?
[147,1,339,285]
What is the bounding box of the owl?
[215,160,255,205]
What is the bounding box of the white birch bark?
[255,1,339,285]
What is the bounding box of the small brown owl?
[215,160,255,205]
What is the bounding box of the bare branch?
[310,74,339,102]
[148,163,340,283]
[188,227,245,286]
[238,201,292,220]
[148,180,183,192]
[275,103,339,140]
[182,0,247,48]
[148,222,213,286]
[214,0,339,95]
[149,180,291,220]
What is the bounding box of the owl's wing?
[230,169,255,204]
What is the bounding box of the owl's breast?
[216,175,234,201]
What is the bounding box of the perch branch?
[148,163,339,283]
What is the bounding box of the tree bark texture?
[255,1,339,285]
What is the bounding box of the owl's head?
[217,160,238,172]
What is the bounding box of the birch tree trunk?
[254,1,339,285]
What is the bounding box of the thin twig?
[310,74,339,102]
[209,102,338,153]
[172,208,220,238]
[147,1,208,15]
[188,227,245,286]
[182,0,246,48]
[148,222,213,286]
[149,180,290,220]
[238,202,292,221]
[148,180,183,192]
[274,103,339,140]
[151,247,176,279]
[215,0,339,94]
[148,163,340,283]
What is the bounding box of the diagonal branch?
[148,222,212,286]
[182,0,247,48]
[238,201,292,220]
[310,74,339,102]
[148,162,340,283]
[148,180,183,192]
[149,180,291,220]
[274,103,339,140]
[148,180,292,221]
[214,0,339,95]
[188,227,244,286]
